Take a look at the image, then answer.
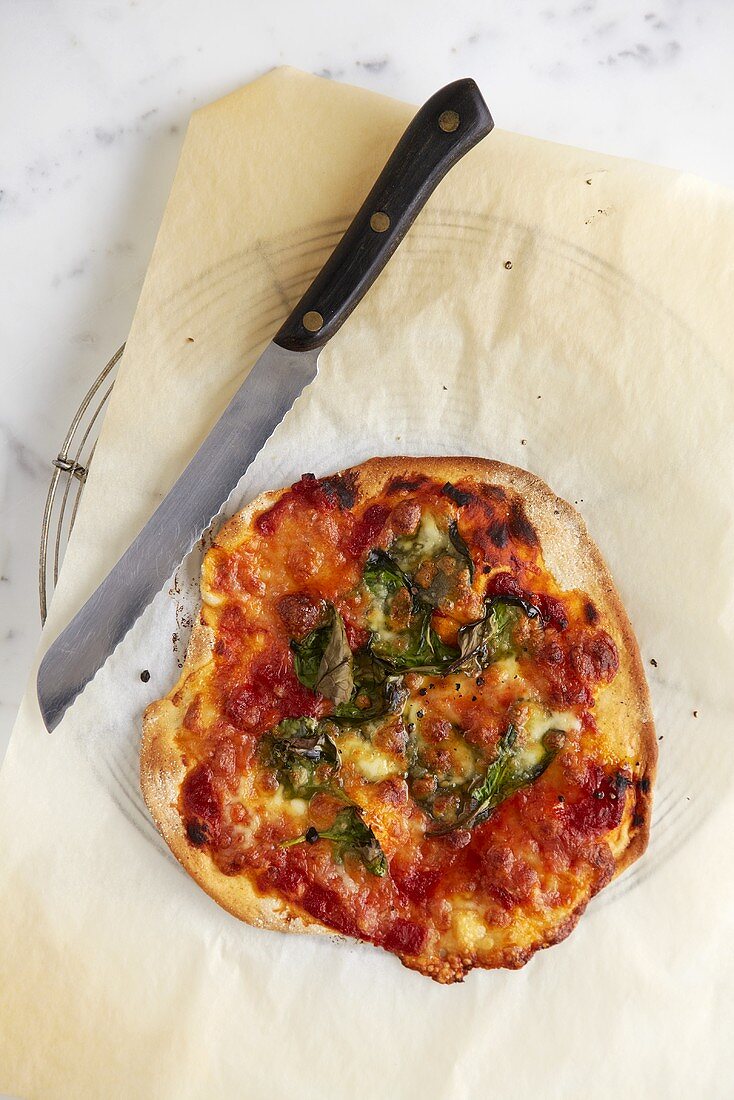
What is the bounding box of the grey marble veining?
[1,0,733,764]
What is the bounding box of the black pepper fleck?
[140,669,151,683]
[416,710,425,719]
[504,260,513,269]
[418,688,427,696]
[557,794,565,803]
[407,722,416,733]
[693,710,698,718]
[476,677,485,688]
[471,696,477,702]
[593,790,605,800]
[305,827,320,844]
[650,658,657,668]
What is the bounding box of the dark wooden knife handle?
[274,79,493,353]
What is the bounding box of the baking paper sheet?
[1,68,733,1099]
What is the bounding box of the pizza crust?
[141,456,656,960]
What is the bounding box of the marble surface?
[1,0,733,765]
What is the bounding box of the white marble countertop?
[2,0,733,764]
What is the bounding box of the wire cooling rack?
[38,344,125,624]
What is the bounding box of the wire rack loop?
[38,344,125,624]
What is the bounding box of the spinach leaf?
[313,611,353,704]
[283,805,387,876]
[291,608,354,705]
[407,726,480,825]
[333,645,408,723]
[363,547,460,674]
[426,722,563,836]
[390,514,473,609]
[451,596,542,675]
[260,717,340,799]
[292,598,409,722]
[364,548,414,600]
[448,520,474,582]
[291,620,332,691]
[371,609,459,674]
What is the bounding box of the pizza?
[141,457,655,982]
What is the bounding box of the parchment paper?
[1,68,733,1099]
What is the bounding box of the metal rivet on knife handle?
[438,110,460,133]
[302,310,324,333]
[369,211,390,233]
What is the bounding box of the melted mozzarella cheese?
[365,599,402,646]
[265,787,309,819]
[338,731,403,782]
[515,703,580,771]
[396,512,447,568]
[492,656,522,683]
[450,902,494,953]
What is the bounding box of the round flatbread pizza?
[141,456,655,982]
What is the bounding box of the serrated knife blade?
[37,343,319,730]
[37,78,493,731]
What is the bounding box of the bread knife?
[37,78,493,731]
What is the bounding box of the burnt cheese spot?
[386,475,429,494]
[318,471,358,509]
[639,777,650,794]
[186,821,209,846]
[441,482,472,507]
[479,484,508,505]
[507,499,539,547]
[632,813,645,828]
[487,518,509,548]
[584,600,599,625]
